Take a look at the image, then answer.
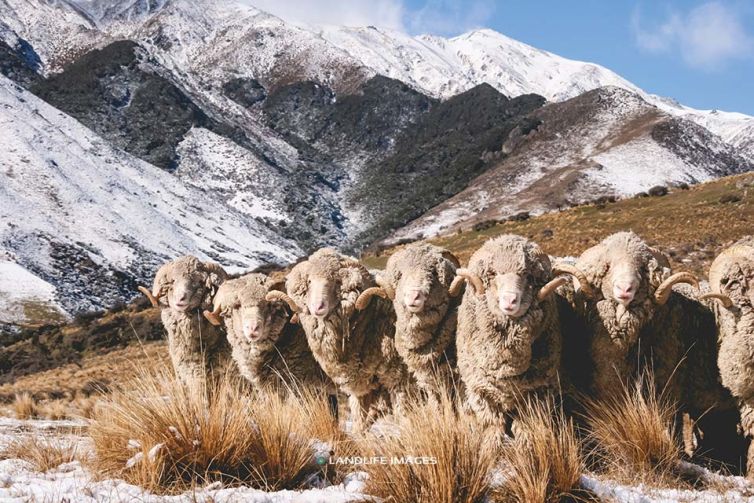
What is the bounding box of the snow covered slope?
[5,0,750,156]
[391,87,754,241]
[0,75,298,315]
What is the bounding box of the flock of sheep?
[138,232,754,478]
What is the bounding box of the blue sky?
[252,0,753,114]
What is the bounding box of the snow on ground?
[0,460,371,502]
[3,418,754,502]
[0,260,67,323]
[0,418,370,502]
[175,128,289,222]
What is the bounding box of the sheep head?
[704,240,754,309]
[576,232,697,309]
[455,235,565,319]
[139,256,227,312]
[203,274,296,344]
[359,244,459,314]
[574,232,698,340]
[287,248,371,320]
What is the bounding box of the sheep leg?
[168,330,208,399]
[348,393,371,433]
[466,386,509,440]
[739,401,754,480]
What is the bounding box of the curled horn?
[552,263,594,298]
[441,250,461,268]
[537,277,568,302]
[355,287,389,310]
[654,272,699,305]
[448,275,465,297]
[454,268,485,296]
[203,306,222,326]
[699,293,733,308]
[201,261,228,281]
[375,275,395,300]
[138,286,160,308]
[265,290,302,313]
[708,245,754,295]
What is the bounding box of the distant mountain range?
[1,0,752,322]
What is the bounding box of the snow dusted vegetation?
[0,74,298,314]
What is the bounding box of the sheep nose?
[408,290,425,306]
[614,283,635,304]
[500,292,519,312]
[312,301,328,316]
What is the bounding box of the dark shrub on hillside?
[648,186,668,197]
[719,193,742,204]
[675,182,690,190]
[472,220,499,232]
[541,229,554,239]
[510,212,530,222]
[635,192,649,198]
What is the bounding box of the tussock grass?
[358,389,498,503]
[88,368,341,494]
[13,392,37,419]
[496,397,584,503]
[0,436,78,472]
[582,373,681,485]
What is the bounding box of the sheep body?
[379,244,460,403]
[145,256,234,394]
[287,248,411,430]
[558,232,736,459]
[705,237,754,476]
[456,235,562,435]
[210,273,333,393]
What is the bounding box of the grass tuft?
[13,392,38,419]
[88,368,342,494]
[582,372,681,485]
[358,388,498,503]
[0,436,78,472]
[496,397,584,503]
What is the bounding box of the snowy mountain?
[1,0,754,321]
[0,75,297,322]
[391,87,754,241]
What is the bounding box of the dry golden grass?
[13,392,38,419]
[496,397,584,503]
[582,373,681,486]
[364,172,754,278]
[358,389,498,503]
[88,368,342,494]
[0,342,169,403]
[0,436,78,472]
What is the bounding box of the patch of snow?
[0,260,67,323]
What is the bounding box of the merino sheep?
[356,243,461,405]
[558,232,737,459]
[451,235,575,437]
[138,256,234,395]
[203,273,336,397]
[285,248,412,432]
[702,239,754,476]
[557,231,700,400]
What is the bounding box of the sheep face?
[211,275,291,345]
[572,232,695,342]
[468,235,551,321]
[384,245,457,315]
[287,249,368,320]
[151,256,226,312]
